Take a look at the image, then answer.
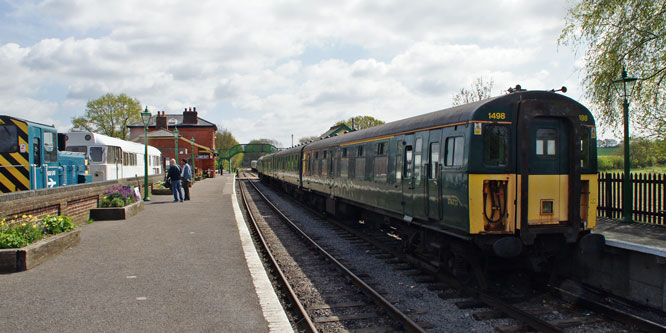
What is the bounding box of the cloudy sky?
[0,0,589,147]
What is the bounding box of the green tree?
[560,1,666,139]
[299,136,320,144]
[452,76,495,106]
[71,93,141,140]
[336,115,385,131]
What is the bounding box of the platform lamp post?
[140,107,152,202]
[190,137,195,176]
[612,67,638,223]
[173,127,180,166]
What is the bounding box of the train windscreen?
[0,124,18,153]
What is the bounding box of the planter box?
[0,229,81,273]
[151,188,172,195]
[89,201,143,221]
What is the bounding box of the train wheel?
[450,250,488,291]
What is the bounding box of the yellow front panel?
[581,174,598,229]
[468,174,516,234]
[525,175,564,224]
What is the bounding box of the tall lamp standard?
[140,107,152,202]
[612,67,638,223]
[173,127,180,164]
[190,137,195,177]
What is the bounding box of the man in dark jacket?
[167,158,184,202]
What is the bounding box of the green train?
[257,90,604,282]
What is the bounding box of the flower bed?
[91,185,143,221]
[152,181,172,195]
[0,214,80,273]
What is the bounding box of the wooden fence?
[597,172,666,225]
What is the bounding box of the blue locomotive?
[0,115,90,193]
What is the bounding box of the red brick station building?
[129,107,217,178]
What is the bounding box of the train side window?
[445,136,464,167]
[483,125,509,167]
[536,129,557,157]
[66,146,87,154]
[580,127,590,168]
[429,142,439,178]
[90,147,104,162]
[374,156,387,182]
[0,124,18,153]
[342,148,348,158]
[414,138,423,182]
[404,145,413,178]
[376,142,386,156]
[357,145,364,157]
[43,131,57,162]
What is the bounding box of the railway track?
[237,172,425,332]
[239,171,666,332]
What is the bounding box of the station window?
[0,124,18,153]
[483,125,509,167]
[536,129,557,157]
[445,136,464,167]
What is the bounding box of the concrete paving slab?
[0,174,290,332]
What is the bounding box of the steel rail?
[246,179,426,333]
[552,286,666,333]
[237,177,318,333]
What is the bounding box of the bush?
[0,214,75,249]
[101,185,139,208]
[598,156,623,171]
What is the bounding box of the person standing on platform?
[167,158,184,202]
[181,158,193,201]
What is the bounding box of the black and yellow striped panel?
[0,116,30,193]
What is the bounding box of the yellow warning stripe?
[8,151,28,166]
[0,173,17,192]
[11,118,28,134]
[0,154,29,189]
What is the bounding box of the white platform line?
[605,238,666,258]
[231,175,293,333]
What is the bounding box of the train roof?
[0,115,56,130]
[66,132,162,155]
[304,90,590,151]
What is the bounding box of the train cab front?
[469,91,605,267]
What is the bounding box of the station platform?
[0,174,292,332]
[595,216,666,258]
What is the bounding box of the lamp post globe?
[140,107,152,202]
[612,67,638,223]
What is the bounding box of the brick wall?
[0,174,163,225]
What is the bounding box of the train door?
[42,130,59,188]
[517,107,579,244]
[402,134,415,218]
[402,134,426,219]
[29,127,44,189]
[525,117,569,224]
[426,129,442,220]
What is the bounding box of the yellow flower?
[21,223,26,227]
[28,215,32,218]
[22,215,27,219]
[32,225,38,229]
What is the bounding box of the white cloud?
[0,0,590,146]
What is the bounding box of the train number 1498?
[488,112,506,120]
